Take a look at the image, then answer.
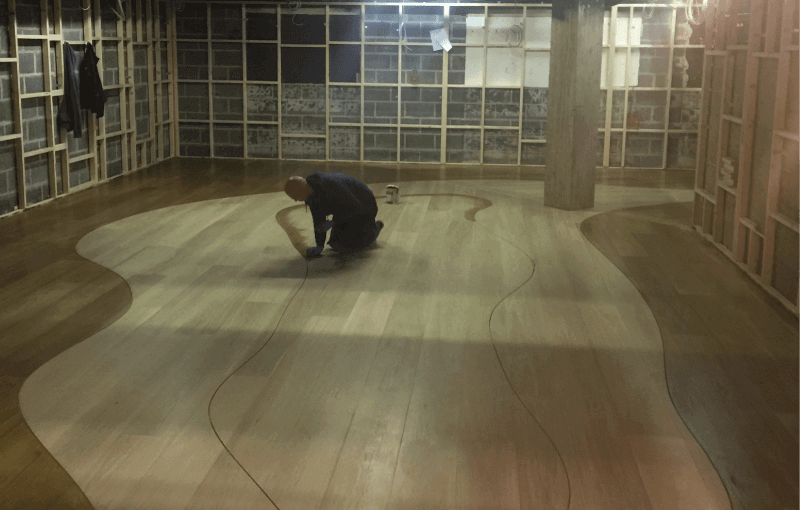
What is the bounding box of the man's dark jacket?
[57,42,82,136]
[79,43,107,117]
[304,172,378,247]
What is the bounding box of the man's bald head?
[285,176,313,202]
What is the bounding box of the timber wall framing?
[173,2,706,170]
[693,0,799,315]
[0,0,175,218]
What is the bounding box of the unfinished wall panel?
[363,126,397,162]
[400,127,440,163]
[693,0,799,315]
[0,141,17,215]
[330,126,360,161]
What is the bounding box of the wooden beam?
[9,0,27,210]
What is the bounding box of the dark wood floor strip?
[581,203,799,510]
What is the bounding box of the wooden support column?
[544,0,604,211]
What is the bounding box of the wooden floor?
[0,159,796,510]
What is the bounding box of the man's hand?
[306,246,323,258]
[314,220,334,234]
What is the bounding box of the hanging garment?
[79,42,108,117]
[57,42,82,137]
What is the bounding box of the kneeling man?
[284,173,384,258]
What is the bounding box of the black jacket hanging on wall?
[79,43,107,117]
[57,42,82,137]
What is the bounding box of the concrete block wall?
[21,98,46,153]
[330,126,360,161]
[102,45,120,86]
[177,43,208,80]
[447,87,482,126]
[66,109,89,156]
[484,88,520,127]
[15,0,40,36]
[669,91,701,130]
[0,64,14,137]
[160,124,171,158]
[364,45,398,83]
[213,83,243,121]
[666,133,698,169]
[282,137,325,160]
[106,136,124,177]
[24,153,49,204]
[637,48,671,88]
[446,129,481,163]
[483,130,518,164]
[329,86,360,124]
[400,127,440,162]
[522,88,547,140]
[627,90,667,130]
[105,91,122,134]
[401,46,442,85]
[179,123,210,157]
[281,84,325,135]
[447,47,466,84]
[69,158,90,188]
[625,132,664,167]
[400,87,441,125]
[363,126,397,161]
[134,47,150,140]
[364,86,398,124]
[0,2,9,58]
[247,84,278,122]
[18,42,44,94]
[211,43,243,81]
[213,124,244,157]
[175,3,207,39]
[179,83,209,120]
[640,7,672,46]
[101,4,119,38]
[0,142,16,215]
[247,125,278,158]
[62,0,85,41]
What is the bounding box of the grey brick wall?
[160,125,171,158]
[178,83,209,120]
[364,45,398,83]
[160,45,169,82]
[105,90,121,134]
[400,87,441,125]
[247,84,277,122]
[281,84,325,135]
[0,1,10,58]
[175,4,207,39]
[177,42,209,80]
[179,123,210,157]
[637,48,670,88]
[364,86,397,124]
[102,45,120,86]
[213,124,243,157]
[0,64,14,137]
[22,98,46,153]
[522,88,546,139]
[522,143,545,165]
[211,43,242,81]
[15,0,41,36]
[400,127,440,162]
[401,45,442,85]
[134,47,150,140]
[211,4,242,40]
[330,126,360,161]
[447,87,481,126]
[485,88,520,127]
[0,141,17,215]
[106,136,124,177]
[161,83,170,122]
[669,91,701,130]
[330,86,360,124]
[69,158,90,188]
[448,47,466,85]
[213,83,243,121]
[282,137,325,160]
[446,129,480,163]
[247,124,278,158]
[667,133,698,169]
[18,42,44,95]
[640,7,672,45]
[625,132,663,167]
[627,91,667,130]
[62,0,85,41]
[363,126,397,161]
[67,109,89,156]
[101,1,119,37]
[483,130,518,164]
[24,153,49,204]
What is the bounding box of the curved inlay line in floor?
[16,181,738,510]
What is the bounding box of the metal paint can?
[386,185,399,204]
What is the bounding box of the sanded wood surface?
[0,159,793,510]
